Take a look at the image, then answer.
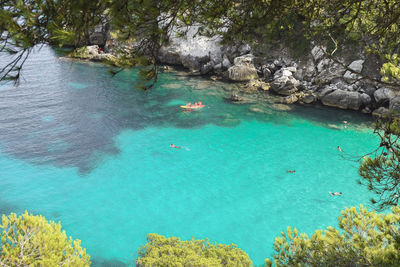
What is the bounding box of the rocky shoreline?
[70,26,400,117]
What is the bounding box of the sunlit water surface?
[0,47,378,266]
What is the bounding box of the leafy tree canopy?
[137,233,252,267]
[2,0,400,87]
[0,211,90,266]
[267,205,400,267]
[359,113,400,210]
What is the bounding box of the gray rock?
[389,96,400,114]
[361,83,377,96]
[360,93,372,106]
[228,55,259,81]
[222,55,231,69]
[243,79,270,92]
[228,65,258,82]
[282,94,298,104]
[362,107,372,114]
[311,46,325,62]
[343,60,364,83]
[348,59,364,72]
[262,67,272,79]
[157,25,223,69]
[298,59,316,82]
[213,63,222,71]
[372,107,389,117]
[158,46,182,65]
[233,54,254,65]
[374,87,396,105]
[314,59,346,85]
[181,55,201,72]
[321,89,362,110]
[238,43,251,55]
[317,85,335,99]
[301,92,317,104]
[229,93,243,102]
[286,66,297,73]
[270,66,300,95]
[200,61,214,75]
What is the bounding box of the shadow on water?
[0,198,20,216]
[0,46,374,174]
[92,257,129,267]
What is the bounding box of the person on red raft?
[170,144,181,149]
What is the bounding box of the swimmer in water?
[287,170,296,173]
[329,192,342,196]
[170,144,181,149]
[337,146,343,152]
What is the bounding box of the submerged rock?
[271,103,292,111]
[281,94,298,104]
[243,79,270,92]
[229,93,243,102]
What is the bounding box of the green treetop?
[267,205,400,266]
[0,211,90,266]
[137,233,252,267]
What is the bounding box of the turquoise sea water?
[0,47,378,265]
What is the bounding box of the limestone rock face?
[157,25,223,72]
[228,55,259,81]
[158,46,182,65]
[181,54,209,73]
[374,87,395,105]
[321,89,362,110]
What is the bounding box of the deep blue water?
[0,47,378,266]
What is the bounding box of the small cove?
[0,47,378,265]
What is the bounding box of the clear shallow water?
[0,47,378,265]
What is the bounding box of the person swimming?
[170,144,181,149]
[287,170,296,173]
[337,146,343,152]
[329,192,342,196]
